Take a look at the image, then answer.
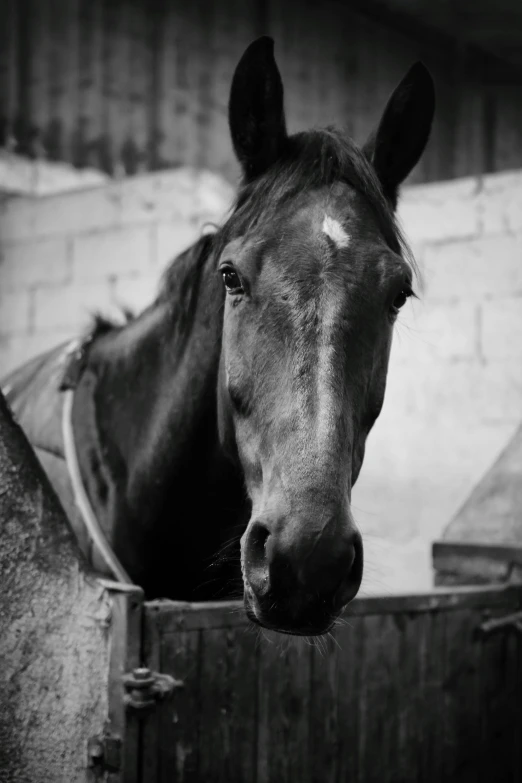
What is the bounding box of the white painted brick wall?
[480,298,522,361]
[72,226,154,281]
[0,290,32,335]
[32,281,117,333]
[0,150,108,197]
[155,221,205,268]
[113,275,160,314]
[0,164,521,595]
[0,237,71,291]
[0,167,234,374]
[354,169,522,595]
[422,235,522,300]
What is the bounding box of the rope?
[61,388,133,585]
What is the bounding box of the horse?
[2,37,435,636]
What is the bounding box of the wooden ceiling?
[355,0,522,73]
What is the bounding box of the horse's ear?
[229,36,288,181]
[363,62,435,205]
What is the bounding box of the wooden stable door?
[110,585,522,783]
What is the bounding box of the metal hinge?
[122,667,184,712]
[87,730,122,774]
[477,610,522,639]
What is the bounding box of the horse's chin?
[243,588,336,637]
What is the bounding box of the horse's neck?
[75,246,247,597]
[91,291,225,499]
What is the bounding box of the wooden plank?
[159,629,201,783]
[256,632,312,783]
[327,6,359,140]
[433,540,522,584]
[196,0,232,178]
[358,614,401,782]
[101,0,130,174]
[170,4,197,169]
[492,84,522,172]
[76,0,104,169]
[0,0,19,142]
[393,610,425,781]
[510,629,522,781]
[433,541,522,565]
[120,0,152,175]
[143,0,255,176]
[496,614,522,783]
[437,608,478,781]
[478,607,519,783]
[418,609,446,782]
[22,0,51,158]
[139,600,162,783]
[12,0,31,153]
[335,617,364,782]
[193,0,257,180]
[309,618,383,783]
[105,583,144,783]
[308,630,345,783]
[146,0,165,171]
[153,0,178,169]
[149,584,522,633]
[452,46,489,178]
[191,0,214,172]
[197,626,259,782]
[407,611,433,782]
[45,0,80,163]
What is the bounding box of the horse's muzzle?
[241,519,363,636]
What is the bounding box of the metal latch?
[477,610,522,639]
[122,667,184,712]
[87,731,121,773]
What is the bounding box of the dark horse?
[3,38,434,635]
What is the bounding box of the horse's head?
[217,38,435,635]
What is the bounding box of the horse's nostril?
[247,521,271,570]
[352,531,363,578]
[335,532,364,607]
[344,542,357,573]
[243,521,272,597]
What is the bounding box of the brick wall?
[0,167,235,373]
[0,150,108,197]
[0,166,520,592]
[352,170,522,592]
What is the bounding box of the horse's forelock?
[217,128,417,280]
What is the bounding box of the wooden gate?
[121,585,522,783]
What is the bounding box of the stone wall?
[0,167,234,374]
[0,150,108,197]
[353,170,522,592]
[0,166,520,592]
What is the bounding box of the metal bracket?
[122,667,184,712]
[87,731,121,773]
[477,610,522,639]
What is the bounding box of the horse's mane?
[91,309,135,337]
[91,127,415,337]
[156,231,217,333]
[89,233,216,338]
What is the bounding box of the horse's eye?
[391,289,411,312]
[222,268,243,293]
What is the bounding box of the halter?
[60,338,133,585]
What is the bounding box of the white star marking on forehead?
[322,215,350,249]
